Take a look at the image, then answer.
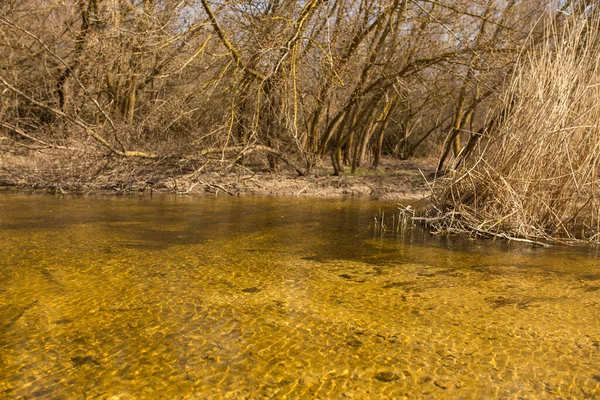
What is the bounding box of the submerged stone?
[375,372,399,382]
[71,355,99,367]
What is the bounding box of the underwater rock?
[374,372,399,382]
[71,355,99,367]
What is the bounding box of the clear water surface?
[1,191,599,399]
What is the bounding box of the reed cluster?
[431,9,600,243]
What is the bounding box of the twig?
[418,168,433,192]
[197,179,235,196]
[0,73,156,159]
[412,211,458,222]
[478,229,551,247]
[0,16,119,135]
[0,121,67,149]
[296,182,311,196]
[177,182,198,195]
[200,145,303,175]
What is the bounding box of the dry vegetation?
[3,0,598,218]
[431,4,600,243]
[0,0,555,180]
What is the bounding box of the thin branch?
[0,73,156,159]
[0,121,66,149]
[0,15,119,135]
[200,0,266,81]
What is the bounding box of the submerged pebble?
[71,355,99,367]
[374,372,400,382]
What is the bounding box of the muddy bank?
[0,146,433,200]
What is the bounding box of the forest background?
[0,0,590,200]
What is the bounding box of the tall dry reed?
[431,9,600,243]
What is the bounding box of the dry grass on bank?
[0,142,433,198]
[0,146,180,192]
[431,10,600,243]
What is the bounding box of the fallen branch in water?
[412,208,553,247]
[469,226,551,247]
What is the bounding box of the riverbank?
[0,145,433,200]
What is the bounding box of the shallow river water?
[1,191,599,399]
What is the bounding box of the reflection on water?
[1,191,599,399]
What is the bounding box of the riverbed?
[1,192,599,398]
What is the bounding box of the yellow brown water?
[1,192,599,399]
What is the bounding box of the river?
[1,191,599,398]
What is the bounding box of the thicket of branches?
[431,3,600,243]
[0,0,569,174]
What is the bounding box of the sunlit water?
[1,191,599,399]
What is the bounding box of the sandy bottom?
[1,194,599,399]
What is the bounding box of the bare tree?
[0,0,551,175]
